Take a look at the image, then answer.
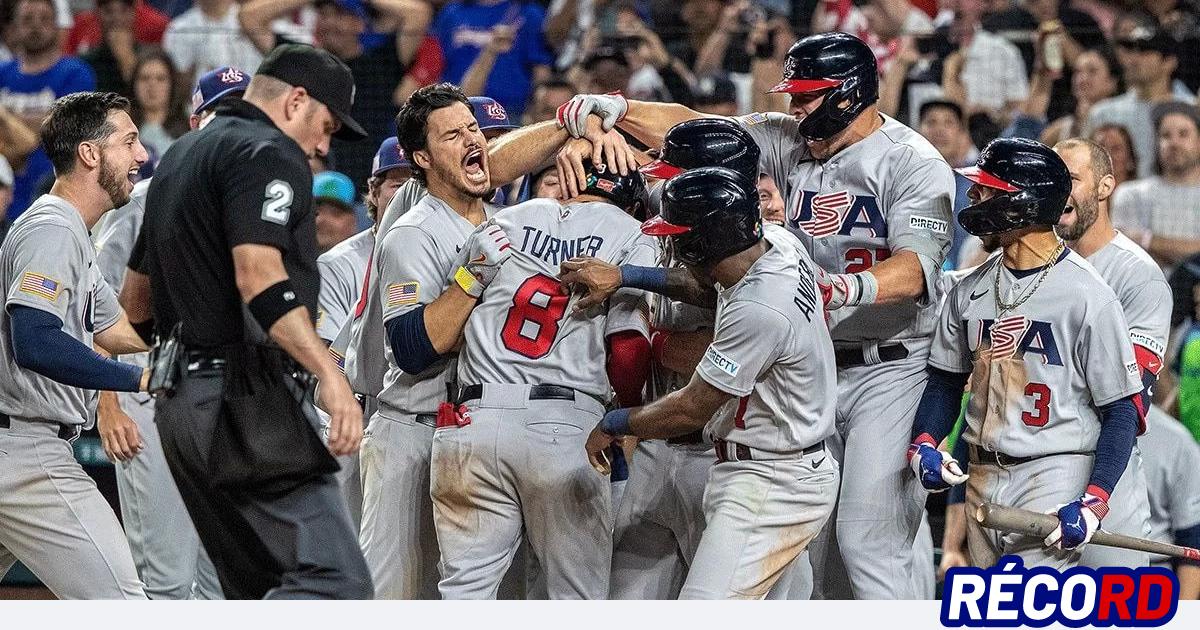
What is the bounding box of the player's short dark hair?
[41,91,131,176]
[395,82,470,184]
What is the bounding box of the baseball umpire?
[0,92,150,598]
[558,31,955,598]
[909,138,1143,568]
[121,43,373,599]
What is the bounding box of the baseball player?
[89,65,249,601]
[1053,137,1172,568]
[431,161,656,600]
[0,92,150,599]
[316,137,412,528]
[583,167,839,599]
[558,31,954,598]
[910,138,1143,568]
[1139,405,1200,597]
[358,84,499,599]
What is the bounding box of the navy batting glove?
[908,436,968,492]
[1045,488,1108,550]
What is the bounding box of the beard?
[98,151,130,209]
[1057,198,1098,242]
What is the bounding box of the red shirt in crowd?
[63,1,170,56]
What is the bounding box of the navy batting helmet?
[582,159,648,218]
[640,118,761,181]
[956,138,1071,237]
[642,167,762,266]
[768,32,879,141]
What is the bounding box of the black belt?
[834,343,909,369]
[415,414,437,428]
[666,430,705,445]
[967,444,1090,468]
[185,350,227,373]
[455,384,588,405]
[0,412,77,441]
[714,439,825,463]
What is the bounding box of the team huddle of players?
[87,31,1200,600]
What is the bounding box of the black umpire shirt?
[131,99,319,348]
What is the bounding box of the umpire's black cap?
[256,43,367,141]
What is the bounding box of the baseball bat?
[975,503,1200,562]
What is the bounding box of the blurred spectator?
[941,0,1029,127]
[242,0,429,191]
[1111,102,1200,268]
[0,101,38,166]
[0,0,96,221]
[917,99,978,269]
[684,0,751,78]
[1143,0,1200,93]
[130,48,188,158]
[524,75,575,125]
[1036,47,1122,146]
[164,0,268,80]
[1085,13,1194,179]
[313,170,360,252]
[577,45,629,93]
[1091,122,1138,188]
[758,172,784,226]
[80,0,141,95]
[693,73,738,116]
[65,0,168,55]
[1,1,13,64]
[0,154,12,238]
[432,0,553,121]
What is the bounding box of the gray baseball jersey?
[376,194,494,415]
[316,228,373,346]
[344,178,427,396]
[1086,232,1171,360]
[695,225,837,454]
[0,195,122,426]
[1141,405,1200,561]
[929,251,1142,457]
[734,112,955,343]
[457,198,657,398]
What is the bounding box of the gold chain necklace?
[993,240,1065,315]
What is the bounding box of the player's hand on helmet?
[317,373,363,457]
[907,439,968,492]
[97,391,144,463]
[559,256,622,312]
[455,220,513,298]
[585,423,617,475]
[557,93,629,138]
[1044,490,1108,551]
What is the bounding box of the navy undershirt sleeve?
[912,367,970,444]
[1089,396,1139,497]
[384,305,442,375]
[9,305,142,392]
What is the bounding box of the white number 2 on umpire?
[261,180,293,225]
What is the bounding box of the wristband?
[454,266,483,298]
[247,279,301,333]
[600,407,632,436]
[619,265,668,293]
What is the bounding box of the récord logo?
[941,556,1179,627]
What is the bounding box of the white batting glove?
[556,93,628,138]
[454,220,512,298]
[907,438,969,492]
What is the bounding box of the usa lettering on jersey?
[942,556,1179,627]
[968,316,1064,366]
[788,190,887,239]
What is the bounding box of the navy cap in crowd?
[191,66,251,116]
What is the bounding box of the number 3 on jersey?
[1021,382,1051,427]
[502,274,569,359]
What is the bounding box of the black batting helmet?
[641,167,762,266]
[640,118,761,181]
[768,32,879,141]
[582,159,648,218]
[956,138,1071,237]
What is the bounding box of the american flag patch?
[18,272,62,301]
[386,282,419,307]
[740,112,768,125]
[329,347,346,374]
